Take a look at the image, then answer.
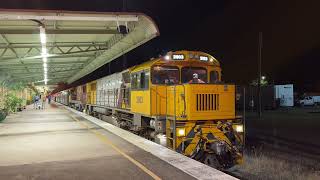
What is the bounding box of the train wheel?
[203,153,221,169]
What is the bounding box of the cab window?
[140,71,150,89]
[181,67,207,83]
[152,66,179,84]
[131,70,150,90]
[210,71,220,83]
[131,73,139,89]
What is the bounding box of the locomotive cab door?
[130,70,151,116]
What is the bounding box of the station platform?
[0,103,236,180]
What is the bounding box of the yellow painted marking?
[69,115,162,180]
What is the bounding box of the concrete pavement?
[0,103,195,180]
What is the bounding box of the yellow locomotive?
[56,50,244,169]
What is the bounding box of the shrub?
[0,109,6,122]
[4,93,23,113]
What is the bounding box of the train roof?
[130,50,220,72]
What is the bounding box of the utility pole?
[258,32,263,118]
[122,0,127,11]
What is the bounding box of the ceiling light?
[40,25,48,86]
[40,26,46,44]
[41,47,47,56]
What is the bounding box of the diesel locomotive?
[54,50,244,169]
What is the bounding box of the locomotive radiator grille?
[196,94,219,111]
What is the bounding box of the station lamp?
[40,25,48,85]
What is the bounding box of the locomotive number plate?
[136,96,143,103]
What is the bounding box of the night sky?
[2,0,320,92]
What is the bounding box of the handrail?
[181,84,186,117]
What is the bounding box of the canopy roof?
[0,9,159,86]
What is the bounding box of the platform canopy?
[0,10,159,86]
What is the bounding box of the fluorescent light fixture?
[41,47,47,56]
[40,25,48,85]
[40,26,46,44]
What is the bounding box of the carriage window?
[152,66,179,84]
[181,67,207,83]
[210,71,220,83]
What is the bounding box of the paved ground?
[0,103,195,180]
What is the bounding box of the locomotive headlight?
[177,128,186,137]
[235,125,244,133]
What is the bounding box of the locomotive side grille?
[196,94,219,111]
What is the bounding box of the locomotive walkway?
[0,103,236,180]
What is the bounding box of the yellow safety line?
[69,115,162,180]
